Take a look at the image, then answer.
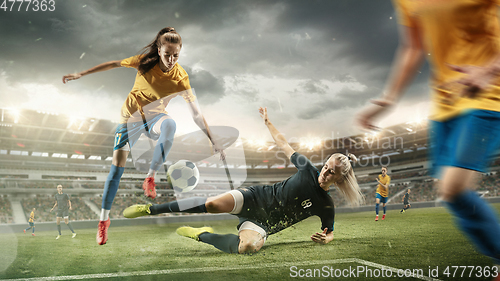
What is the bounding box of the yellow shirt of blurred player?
[29,211,34,223]
[394,0,500,121]
[376,175,390,197]
[119,55,196,123]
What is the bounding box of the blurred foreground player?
[358,0,500,268]
[62,27,224,245]
[123,107,365,254]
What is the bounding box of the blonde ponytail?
[332,153,365,206]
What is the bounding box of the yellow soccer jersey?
[376,175,390,197]
[119,55,196,123]
[394,0,500,121]
[29,211,34,223]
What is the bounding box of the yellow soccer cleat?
[176,226,214,241]
[123,204,152,218]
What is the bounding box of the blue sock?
[32,227,35,233]
[375,204,379,215]
[445,190,500,263]
[150,197,207,215]
[150,119,176,171]
[102,164,125,210]
[383,206,386,214]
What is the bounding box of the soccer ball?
[167,160,200,193]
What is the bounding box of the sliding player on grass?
[357,0,500,269]
[124,107,364,254]
[62,27,224,245]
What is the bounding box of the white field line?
[2,258,441,281]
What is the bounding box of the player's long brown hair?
[137,27,182,75]
[332,153,365,206]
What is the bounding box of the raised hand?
[259,107,269,125]
[62,73,82,84]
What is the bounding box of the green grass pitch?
[1,205,499,281]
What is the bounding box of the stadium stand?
[0,108,498,224]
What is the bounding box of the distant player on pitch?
[400,189,410,213]
[50,185,76,239]
[375,167,390,221]
[24,208,36,236]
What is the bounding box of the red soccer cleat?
[23,229,26,234]
[96,218,110,245]
[142,177,157,199]
[375,215,379,221]
[382,214,386,220]
[31,233,35,236]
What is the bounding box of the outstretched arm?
[259,107,295,159]
[187,101,225,160]
[358,24,425,131]
[62,60,123,84]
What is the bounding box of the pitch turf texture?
[2,205,500,281]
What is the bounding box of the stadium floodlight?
[8,108,20,123]
[256,139,267,147]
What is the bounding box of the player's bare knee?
[205,200,221,213]
[238,239,262,254]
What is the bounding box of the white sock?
[146,169,156,178]
[100,209,110,221]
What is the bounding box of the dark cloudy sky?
[0,0,431,141]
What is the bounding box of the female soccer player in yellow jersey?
[358,0,500,269]
[62,27,224,245]
[24,208,36,236]
[375,167,390,221]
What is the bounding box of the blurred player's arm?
[186,101,225,160]
[62,60,123,84]
[259,107,295,159]
[50,201,57,212]
[311,228,334,245]
[358,23,425,130]
[68,199,72,211]
[447,54,500,99]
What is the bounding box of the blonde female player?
[123,107,365,254]
[62,27,224,245]
[358,0,500,270]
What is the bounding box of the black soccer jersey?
[55,193,70,210]
[238,152,335,235]
[403,192,410,203]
